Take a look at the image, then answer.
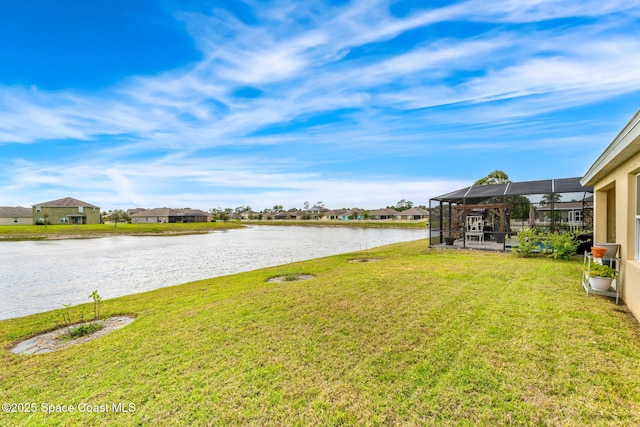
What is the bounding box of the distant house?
[324,209,365,220]
[398,207,429,220]
[126,208,147,217]
[239,210,260,220]
[130,208,211,223]
[229,211,260,220]
[272,211,289,220]
[322,209,343,220]
[288,210,309,220]
[368,208,401,220]
[32,197,101,225]
[310,205,330,220]
[536,199,593,230]
[0,206,33,225]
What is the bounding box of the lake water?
[0,226,426,320]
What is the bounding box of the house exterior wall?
[32,206,101,225]
[591,151,640,321]
[0,217,32,226]
[131,215,170,223]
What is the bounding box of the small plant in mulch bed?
[58,290,106,340]
[65,322,104,340]
[89,289,102,320]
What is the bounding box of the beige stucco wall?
[592,152,640,321]
[131,216,169,223]
[0,217,32,226]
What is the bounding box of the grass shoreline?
[2,240,640,425]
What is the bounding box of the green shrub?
[546,231,580,260]
[512,228,544,257]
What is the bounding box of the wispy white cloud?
[3,0,637,145]
[464,0,640,22]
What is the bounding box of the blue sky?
[2,0,640,211]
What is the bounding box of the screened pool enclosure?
[429,177,593,251]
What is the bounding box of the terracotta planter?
[591,247,607,258]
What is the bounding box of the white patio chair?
[466,216,484,244]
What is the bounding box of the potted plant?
[588,263,616,291]
[444,220,461,245]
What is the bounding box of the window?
[569,210,583,223]
[36,206,41,212]
[13,217,17,223]
[78,206,84,213]
[60,217,68,223]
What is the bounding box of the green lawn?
[0,222,243,240]
[1,241,639,426]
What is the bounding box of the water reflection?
[0,226,426,319]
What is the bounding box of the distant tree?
[303,201,310,211]
[474,170,510,185]
[273,205,283,212]
[394,199,414,211]
[235,206,251,213]
[107,209,129,227]
[210,208,231,222]
[540,193,562,206]
[209,208,224,221]
[508,195,531,221]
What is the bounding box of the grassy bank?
[2,241,640,426]
[0,222,243,240]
